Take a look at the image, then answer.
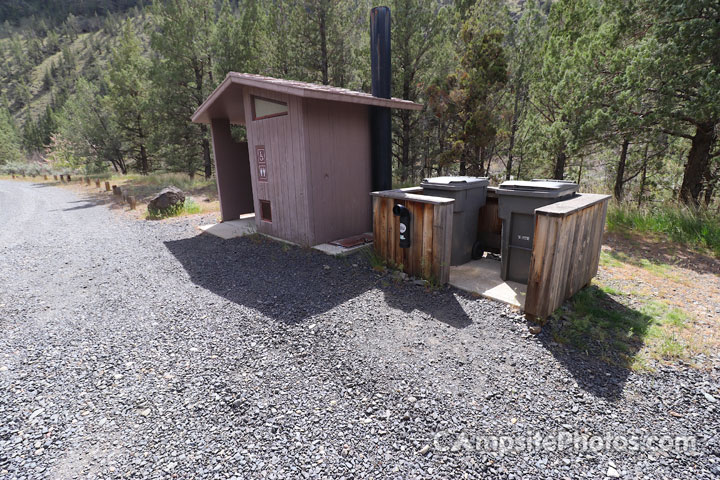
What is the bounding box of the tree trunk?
[553,149,566,180]
[637,143,649,206]
[400,110,411,182]
[576,156,584,185]
[506,84,523,180]
[613,138,629,201]
[704,164,718,207]
[679,121,716,206]
[139,143,149,175]
[319,8,329,85]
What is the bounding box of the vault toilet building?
[191,73,421,246]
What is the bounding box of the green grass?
[145,198,201,220]
[550,286,695,370]
[118,172,216,193]
[606,203,720,257]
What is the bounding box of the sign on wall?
[255,145,268,182]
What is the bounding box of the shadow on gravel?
[164,233,472,327]
[539,286,655,399]
[61,202,101,211]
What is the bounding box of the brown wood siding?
[304,99,372,245]
[525,194,610,320]
[371,189,454,283]
[243,87,312,245]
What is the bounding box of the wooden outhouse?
[192,73,421,246]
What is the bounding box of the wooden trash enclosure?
[371,187,454,284]
[372,185,609,319]
[477,187,502,254]
[524,193,610,320]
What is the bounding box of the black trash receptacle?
[420,176,489,266]
[496,180,578,283]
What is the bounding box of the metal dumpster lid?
[498,180,578,192]
[421,176,489,190]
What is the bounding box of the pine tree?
[211,0,266,79]
[390,0,448,182]
[149,0,216,178]
[107,21,153,174]
[0,107,24,165]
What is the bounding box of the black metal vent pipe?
[370,6,392,192]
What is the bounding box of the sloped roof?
[191,72,423,124]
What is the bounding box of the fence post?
[128,196,137,210]
[105,181,111,192]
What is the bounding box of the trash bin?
[496,180,578,283]
[420,176,489,266]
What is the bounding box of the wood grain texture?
[525,196,610,320]
[371,192,453,283]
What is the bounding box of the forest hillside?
[1,0,718,210]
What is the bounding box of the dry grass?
[551,234,719,372]
[2,172,221,219]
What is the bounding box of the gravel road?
[1,180,718,479]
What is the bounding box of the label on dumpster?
[256,145,268,182]
[517,235,530,241]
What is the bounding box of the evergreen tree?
[390,0,448,182]
[0,107,24,164]
[107,21,153,173]
[57,79,127,173]
[211,0,266,79]
[625,0,720,205]
[149,0,216,178]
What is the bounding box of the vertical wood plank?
[378,197,388,260]
[422,204,434,278]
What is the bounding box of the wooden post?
[112,185,119,195]
[85,177,90,185]
[95,179,100,188]
[53,175,58,181]
[105,181,111,192]
[128,196,137,210]
[67,175,71,182]
[43,175,48,180]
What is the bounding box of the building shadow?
[163,233,472,328]
[537,285,655,400]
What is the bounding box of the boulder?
[148,186,185,212]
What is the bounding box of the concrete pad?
[198,215,256,240]
[312,242,371,257]
[449,258,527,309]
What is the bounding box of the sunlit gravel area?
[1,180,718,479]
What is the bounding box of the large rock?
[148,186,185,212]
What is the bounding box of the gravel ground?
[1,180,718,479]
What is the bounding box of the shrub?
[146,198,201,220]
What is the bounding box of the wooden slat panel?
[565,205,592,298]
[589,200,608,278]
[422,205,434,278]
[378,197,388,260]
[410,201,424,277]
[535,193,611,217]
[527,196,610,320]
[525,214,553,317]
[370,193,455,284]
